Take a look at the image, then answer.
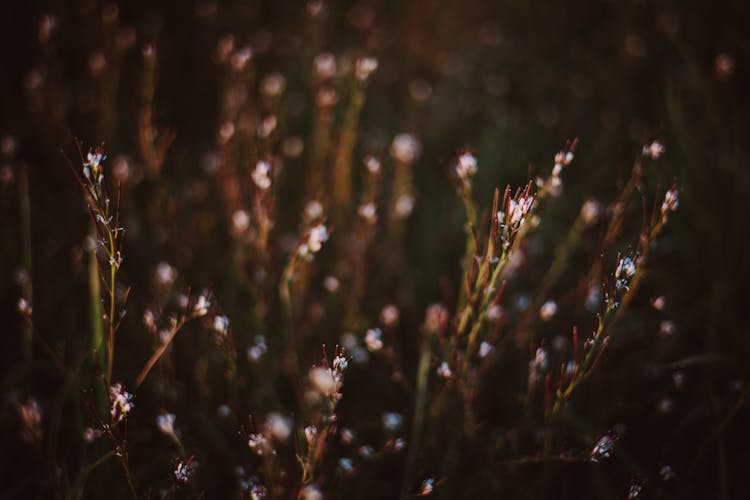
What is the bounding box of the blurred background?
[1,0,749,498]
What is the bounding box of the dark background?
[1,0,750,498]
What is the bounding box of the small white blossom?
[174,458,197,483]
[390,133,421,163]
[580,198,601,225]
[264,412,293,442]
[659,464,675,481]
[154,261,177,286]
[304,200,324,222]
[323,275,340,292]
[642,141,665,159]
[355,56,378,81]
[661,188,679,217]
[156,413,176,435]
[193,294,211,317]
[247,433,273,456]
[82,427,102,443]
[231,209,250,233]
[479,341,494,358]
[251,161,272,190]
[300,485,323,500]
[382,412,403,432]
[298,224,329,260]
[17,297,32,316]
[313,52,337,80]
[364,328,383,352]
[436,361,453,379]
[455,152,478,180]
[528,347,548,382]
[304,425,318,446]
[213,315,229,335]
[260,72,286,98]
[539,301,558,321]
[590,434,616,462]
[380,304,400,326]
[394,193,416,217]
[109,383,134,424]
[358,202,377,223]
[419,477,435,495]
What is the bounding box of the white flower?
[539,301,558,321]
[300,485,323,500]
[436,361,453,379]
[174,459,196,483]
[394,193,416,218]
[251,161,272,190]
[390,133,421,163]
[154,261,177,286]
[364,328,383,352]
[213,315,229,335]
[615,256,637,291]
[109,383,134,424]
[193,294,210,317]
[247,433,273,456]
[580,198,601,225]
[260,72,286,98]
[264,412,293,441]
[380,304,400,326]
[355,56,378,81]
[298,224,329,259]
[231,209,250,233]
[382,412,403,432]
[358,202,377,223]
[479,341,494,358]
[456,152,478,180]
[661,188,679,216]
[313,52,337,80]
[590,434,616,461]
[156,413,176,435]
[304,200,324,222]
[642,141,665,159]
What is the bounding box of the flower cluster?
[109,383,134,424]
[298,224,330,260]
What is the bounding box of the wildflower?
[455,152,478,180]
[247,433,273,456]
[358,202,377,223]
[82,427,102,443]
[17,297,32,316]
[364,328,383,352]
[156,413,176,435]
[419,477,435,495]
[659,320,675,337]
[313,52,337,80]
[323,275,340,292]
[260,72,286,98]
[380,304,400,326]
[506,196,534,226]
[394,193,416,217]
[651,295,666,311]
[672,371,685,389]
[528,347,548,382]
[539,300,558,321]
[479,341,494,358]
[615,255,637,291]
[247,335,268,362]
[642,140,665,159]
[231,209,250,234]
[304,200,324,222]
[193,294,210,317]
[554,150,574,168]
[230,46,252,72]
[298,224,329,260]
[627,482,643,499]
[661,187,679,217]
[264,412,293,441]
[580,198,601,225]
[390,133,421,163]
[304,425,318,446]
[17,398,42,445]
[154,261,177,286]
[212,315,229,335]
[340,427,356,445]
[355,56,378,81]
[358,445,375,459]
[83,150,105,182]
[382,412,403,432]
[364,155,381,174]
[339,457,355,474]
[436,361,453,379]
[109,383,134,424]
[659,464,676,481]
[590,433,616,462]
[174,457,197,484]
[300,485,323,500]
[309,366,342,399]
[486,304,504,322]
[251,160,272,190]
[424,303,448,332]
